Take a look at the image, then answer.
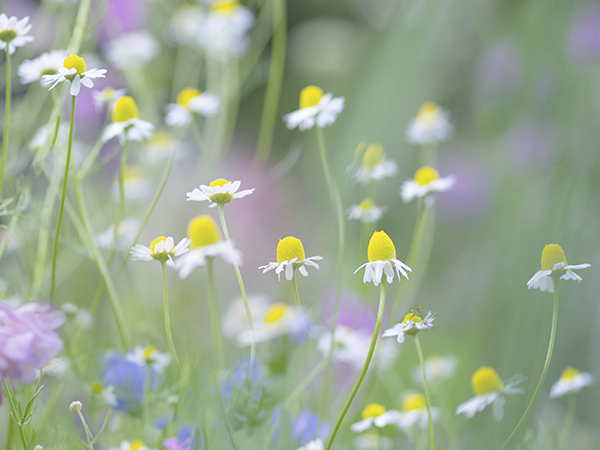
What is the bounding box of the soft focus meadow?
[0,0,599,449]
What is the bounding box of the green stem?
[0,189,27,263]
[212,375,239,450]
[499,278,560,450]
[108,136,129,265]
[66,0,92,54]
[557,393,576,450]
[161,261,181,370]
[414,335,435,450]
[206,258,225,368]
[50,94,76,302]
[143,364,151,428]
[76,410,93,449]
[0,48,11,196]
[325,281,387,450]
[192,117,211,165]
[254,0,287,162]
[218,204,255,368]
[291,275,301,309]
[3,378,28,450]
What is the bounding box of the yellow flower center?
[367,231,396,263]
[112,96,139,123]
[402,313,422,324]
[358,198,375,211]
[130,441,146,450]
[414,166,439,186]
[361,144,384,170]
[63,54,86,75]
[559,366,579,381]
[122,166,142,182]
[264,303,288,324]
[416,102,441,123]
[89,381,104,395]
[276,236,306,264]
[207,178,234,204]
[187,215,221,248]
[150,236,168,254]
[41,67,58,76]
[143,346,156,361]
[541,244,568,271]
[211,0,240,14]
[402,393,426,412]
[149,132,173,150]
[361,403,386,419]
[472,366,504,396]
[299,85,324,109]
[0,29,18,43]
[210,178,230,188]
[177,88,201,107]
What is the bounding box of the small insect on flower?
[396,393,441,430]
[455,366,524,420]
[549,366,595,398]
[383,310,437,344]
[354,231,412,286]
[527,244,591,293]
[18,50,67,85]
[283,85,345,131]
[42,54,107,96]
[259,236,322,281]
[400,166,456,204]
[347,199,388,224]
[0,14,34,55]
[348,143,397,185]
[130,236,191,267]
[126,345,171,373]
[350,403,402,433]
[406,102,453,145]
[102,96,154,144]
[186,178,254,207]
[165,87,221,128]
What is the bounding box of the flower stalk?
[415,335,435,450]
[0,47,11,195]
[206,257,225,368]
[161,260,181,370]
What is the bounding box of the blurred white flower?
[283,85,344,131]
[170,4,205,45]
[143,132,187,164]
[347,199,387,224]
[111,166,151,200]
[296,439,324,450]
[400,166,455,204]
[90,382,117,407]
[130,236,191,267]
[112,440,156,450]
[396,393,440,430]
[406,102,452,145]
[43,54,106,96]
[198,0,254,59]
[29,123,69,152]
[412,354,457,386]
[348,143,397,185]
[237,303,308,346]
[549,366,594,398]
[95,217,141,251]
[527,244,590,293]
[103,96,154,144]
[43,357,70,376]
[317,325,370,370]
[354,433,393,450]
[0,14,34,55]
[126,345,171,373]
[165,87,221,128]
[351,404,401,432]
[92,87,126,112]
[19,50,67,85]
[383,312,437,344]
[105,31,159,69]
[222,294,270,337]
[186,178,254,208]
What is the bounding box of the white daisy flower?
[104,31,159,69]
[456,367,524,421]
[259,236,322,281]
[61,302,93,329]
[102,96,154,144]
[29,122,69,152]
[90,382,118,407]
[406,102,453,145]
[43,357,70,376]
[549,366,595,398]
[92,87,126,112]
[283,85,345,131]
[350,403,402,433]
[126,345,171,373]
[354,433,393,450]
[0,14,34,55]
[198,0,254,59]
[18,50,67,85]
[170,4,205,45]
[95,217,141,251]
[400,166,456,204]
[222,294,270,337]
[176,215,242,279]
[237,303,308,346]
[526,244,590,293]
[396,393,440,430]
[111,166,151,200]
[186,178,255,208]
[348,143,397,185]
[347,199,388,224]
[42,54,107,96]
[130,236,191,267]
[383,311,437,344]
[296,438,324,450]
[354,231,412,286]
[143,132,187,164]
[412,354,457,386]
[112,440,156,450]
[316,325,370,371]
[165,87,221,128]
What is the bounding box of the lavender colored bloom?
[476,41,523,102]
[292,407,329,445]
[219,360,263,399]
[0,301,66,391]
[567,5,600,64]
[164,425,197,450]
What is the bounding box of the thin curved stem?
[161,261,181,370]
[107,136,129,266]
[499,278,560,450]
[206,258,225,368]
[291,275,301,309]
[415,335,435,450]
[557,393,576,450]
[325,281,387,450]
[0,48,11,196]
[51,94,76,302]
[3,378,29,450]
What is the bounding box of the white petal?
[70,76,81,96]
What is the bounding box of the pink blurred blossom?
[567,5,600,64]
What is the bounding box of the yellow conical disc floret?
[414,166,439,186]
[361,144,384,170]
[177,88,201,107]
[402,393,426,412]
[367,231,396,263]
[210,178,230,188]
[187,215,221,248]
[264,303,288,324]
[416,102,440,123]
[402,313,422,324]
[143,346,156,360]
[541,244,568,271]
[63,54,86,75]
[150,236,168,254]
[299,85,324,109]
[559,366,579,381]
[472,366,503,396]
[113,96,139,123]
[212,0,240,13]
[129,441,146,450]
[361,403,386,419]
[276,236,306,264]
[358,198,375,211]
[89,381,105,395]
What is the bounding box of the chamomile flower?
[102,96,154,144]
[354,433,393,450]
[126,345,171,373]
[348,143,397,185]
[111,166,151,200]
[526,244,591,293]
[354,231,412,286]
[456,367,524,420]
[92,87,126,112]
[89,381,118,407]
[383,311,437,344]
[347,199,387,224]
[350,403,402,433]
[43,357,70,376]
[406,102,453,145]
[165,88,221,127]
[296,439,324,450]
[237,303,308,346]
[186,178,254,207]
[549,366,595,398]
[283,85,345,131]
[0,14,34,55]
[396,393,440,430]
[400,166,455,204]
[18,50,66,85]
[112,440,156,450]
[42,54,107,96]
[412,354,457,386]
[316,325,370,370]
[222,294,270,337]
[105,31,159,69]
[198,0,254,59]
[170,4,205,45]
[144,132,187,164]
[96,217,141,250]
[130,236,191,267]
[259,236,322,281]
[176,215,242,279]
